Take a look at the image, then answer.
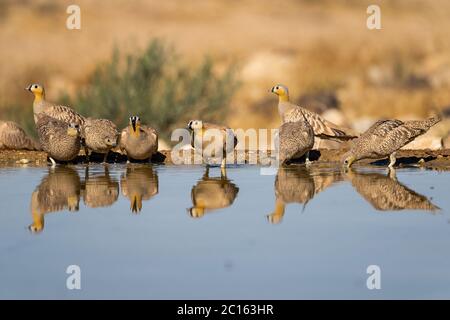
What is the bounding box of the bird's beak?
[25,85,31,91]
[131,119,136,132]
[270,86,276,94]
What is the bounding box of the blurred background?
[1,0,450,147]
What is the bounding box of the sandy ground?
[1,149,450,170]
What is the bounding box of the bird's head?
[67,123,80,137]
[67,195,79,211]
[187,120,203,130]
[341,152,356,168]
[104,135,118,147]
[28,223,43,234]
[26,83,45,100]
[188,206,205,218]
[270,84,289,101]
[28,210,44,234]
[130,194,142,213]
[129,116,141,135]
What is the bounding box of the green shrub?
[60,39,239,141]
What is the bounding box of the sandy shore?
[1,149,450,170]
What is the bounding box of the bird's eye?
[276,86,279,90]
[344,160,348,164]
[34,85,38,89]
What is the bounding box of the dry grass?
[1,0,450,134]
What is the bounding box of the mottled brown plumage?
[119,116,158,161]
[278,114,314,164]
[345,168,439,212]
[268,166,342,224]
[82,118,119,162]
[271,84,357,141]
[120,164,159,213]
[29,167,81,233]
[188,167,239,218]
[26,84,85,126]
[81,166,119,208]
[0,120,40,150]
[36,114,81,163]
[343,115,442,168]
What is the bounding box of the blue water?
[0,164,449,299]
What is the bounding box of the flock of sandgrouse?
[0,83,443,168]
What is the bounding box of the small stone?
[16,158,30,164]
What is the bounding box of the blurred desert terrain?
[1,0,450,147]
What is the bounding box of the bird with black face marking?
[188,167,239,218]
[35,114,81,165]
[0,120,40,150]
[119,116,158,162]
[29,167,81,233]
[342,115,442,168]
[187,120,238,168]
[82,118,119,163]
[277,110,315,165]
[120,164,159,213]
[271,84,357,141]
[26,83,85,126]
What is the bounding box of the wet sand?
[1,148,450,170]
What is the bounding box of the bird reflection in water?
[29,166,81,233]
[268,166,342,224]
[120,164,159,213]
[188,167,239,218]
[81,166,119,208]
[344,168,439,212]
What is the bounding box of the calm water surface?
[0,164,449,299]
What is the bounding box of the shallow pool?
[0,163,449,299]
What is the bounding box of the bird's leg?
[49,157,56,168]
[203,166,210,179]
[102,151,109,164]
[221,165,227,178]
[126,155,130,164]
[387,167,397,181]
[221,157,226,168]
[388,152,397,169]
[305,151,312,166]
[85,147,90,163]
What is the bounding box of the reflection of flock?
[29,165,159,233]
[267,167,439,224]
[28,165,439,233]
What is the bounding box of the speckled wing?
[349,172,439,212]
[379,123,426,152]
[361,119,404,139]
[285,106,356,140]
[41,105,85,126]
[143,125,158,151]
[0,121,38,150]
